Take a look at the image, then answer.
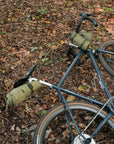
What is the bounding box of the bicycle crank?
[72,134,96,144]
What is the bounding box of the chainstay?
[82,97,114,133]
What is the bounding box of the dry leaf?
[45,21,51,24]
[110,18,114,23]
[60,40,64,44]
[53,98,57,103]
[51,45,57,49]
[53,30,56,34]
[16,126,21,135]
[11,124,15,131]
[42,104,47,109]
[78,85,85,92]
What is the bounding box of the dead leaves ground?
[0,0,113,143]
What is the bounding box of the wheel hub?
[72,133,96,144]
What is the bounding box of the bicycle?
[6,12,114,144]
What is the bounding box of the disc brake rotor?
[72,133,96,144]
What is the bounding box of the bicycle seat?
[13,64,36,88]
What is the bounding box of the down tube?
[58,49,83,87]
[87,49,111,99]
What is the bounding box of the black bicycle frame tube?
[87,49,111,99]
[43,47,112,142]
[57,88,86,140]
[76,16,84,32]
[58,49,83,87]
[53,84,104,107]
[55,48,112,141]
[97,49,114,55]
[39,47,113,142]
[90,112,113,139]
[64,112,74,140]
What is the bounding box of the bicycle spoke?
[105,58,114,63]
[40,109,114,144]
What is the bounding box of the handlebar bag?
[6,81,41,106]
[70,30,92,50]
[80,30,92,42]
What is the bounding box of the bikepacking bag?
[70,30,92,56]
[6,81,41,106]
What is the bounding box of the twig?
[37,50,52,78]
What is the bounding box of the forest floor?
[0,0,114,143]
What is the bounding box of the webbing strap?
[79,39,87,49]
[27,83,34,94]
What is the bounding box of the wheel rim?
[102,44,114,70]
[35,102,114,144]
[98,40,114,76]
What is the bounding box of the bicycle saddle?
[13,64,36,88]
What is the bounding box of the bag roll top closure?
[70,30,92,50]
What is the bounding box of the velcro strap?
[80,39,87,48]
[27,83,34,94]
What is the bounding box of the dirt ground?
[0,0,114,143]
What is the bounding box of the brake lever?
[24,64,36,79]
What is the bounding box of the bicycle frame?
[39,48,114,142]
[29,13,114,143]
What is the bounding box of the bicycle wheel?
[33,101,114,144]
[98,40,114,77]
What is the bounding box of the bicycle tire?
[98,40,114,77]
[33,101,114,144]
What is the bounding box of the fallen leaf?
[52,13,56,16]
[54,1,63,5]
[105,25,114,34]
[60,40,64,44]
[53,30,56,34]
[51,45,57,49]
[38,51,45,59]
[68,1,73,6]
[110,18,114,23]
[11,124,15,131]
[53,98,57,103]
[16,126,21,135]
[95,8,103,14]
[93,88,97,92]
[78,85,85,92]
[42,104,47,109]
[67,96,75,102]
[45,21,51,24]
[41,110,47,115]
[7,18,11,21]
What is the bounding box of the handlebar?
[24,64,36,79]
[13,64,36,88]
[76,12,99,32]
[79,12,98,27]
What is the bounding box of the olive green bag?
[6,81,41,106]
[70,30,92,56]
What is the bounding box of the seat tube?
[87,49,111,99]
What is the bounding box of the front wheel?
[33,102,114,144]
[98,39,114,77]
